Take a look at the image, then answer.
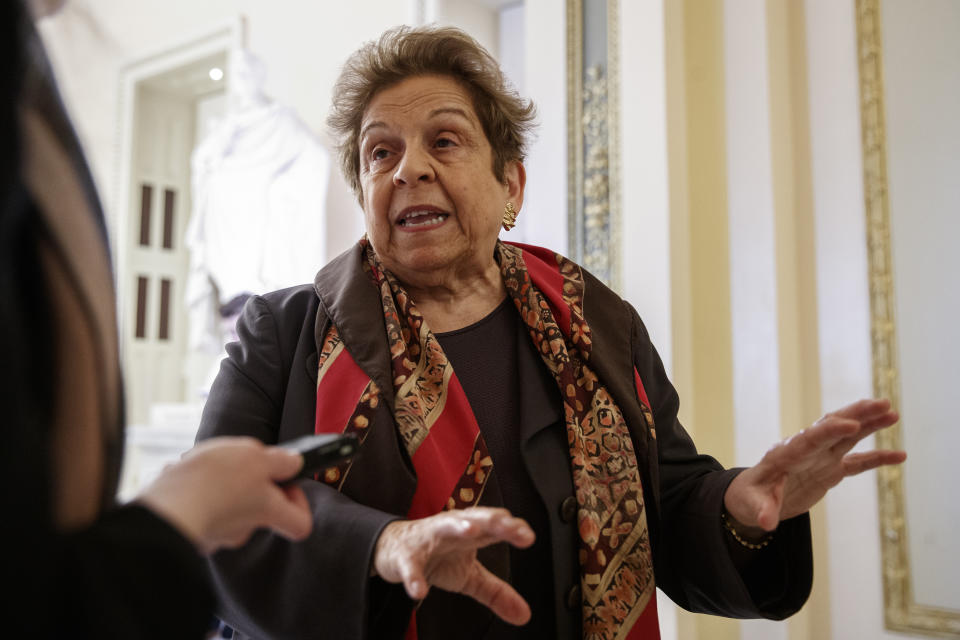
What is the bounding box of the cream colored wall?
[654,0,935,639]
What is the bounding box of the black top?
[436,298,559,639]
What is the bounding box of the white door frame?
[113,16,245,366]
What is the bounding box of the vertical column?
[766,2,831,639]
[682,0,735,473]
[725,2,827,639]
[724,0,782,499]
[722,4,786,639]
[677,1,738,636]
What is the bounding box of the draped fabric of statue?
[185,49,330,357]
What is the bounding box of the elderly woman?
[197,25,903,640]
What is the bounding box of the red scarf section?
[314,240,659,640]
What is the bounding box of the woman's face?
[358,75,524,285]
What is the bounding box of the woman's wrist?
[721,509,774,550]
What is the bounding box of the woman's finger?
[397,550,428,600]
[827,409,899,457]
[465,517,534,549]
[459,562,531,625]
[282,483,310,511]
[253,489,307,542]
[434,509,535,551]
[266,485,313,541]
[264,446,306,482]
[760,417,857,473]
[753,474,786,531]
[722,468,778,529]
[860,409,899,432]
[827,398,892,423]
[842,450,907,477]
[801,416,862,448]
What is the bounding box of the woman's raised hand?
[373,507,535,626]
[723,398,906,532]
[137,436,313,554]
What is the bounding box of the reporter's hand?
[724,398,906,531]
[373,507,534,626]
[137,436,313,554]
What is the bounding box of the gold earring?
[502,202,517,231]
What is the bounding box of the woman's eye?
[371,148,390,161]
[435,137,456,149]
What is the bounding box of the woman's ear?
[504,160,526,211]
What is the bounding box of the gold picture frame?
[857,0,960,635]
[566,0,621,291]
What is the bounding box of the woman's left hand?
[723,398,906,532]
[372,507,535,625]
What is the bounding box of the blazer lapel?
[313,244,394,398]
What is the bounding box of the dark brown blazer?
[198,243,813,640]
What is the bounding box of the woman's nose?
[392,147,435,186]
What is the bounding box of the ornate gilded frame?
[566,0,621,291]
[857,0,960,635]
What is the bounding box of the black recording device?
[279,433,359,483]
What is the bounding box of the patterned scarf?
[314,239,660,640]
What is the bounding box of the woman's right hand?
[372,507,534,626]
[137,436,313,554]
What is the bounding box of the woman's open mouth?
[397,208,449,229]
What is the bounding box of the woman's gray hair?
[328,25,537,201]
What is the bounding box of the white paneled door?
[124,85,194,427]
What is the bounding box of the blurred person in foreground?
[0,1,314,637]
[197,25,905,640]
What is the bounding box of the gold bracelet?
[721,511,774,550]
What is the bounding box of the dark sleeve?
[6,486,215,640]
[196,295,411,640]
[628,304,813,619]
[58,505,216,638]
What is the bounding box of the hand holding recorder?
[136,434,357,554]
